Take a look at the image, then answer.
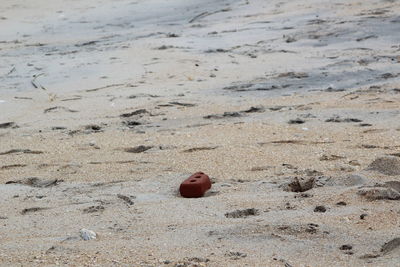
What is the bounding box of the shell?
[79,228,97,241]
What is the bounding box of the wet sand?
[1,0,400,266]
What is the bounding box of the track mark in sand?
[6,177,60,187]
[120,109,149,118]
[367,156,400,176]
[204,112,242,119]
[189,8,232,23]
[362,129,388,134]
[225,208,259,218]
[210,223,324,241]
[75,40,98,47]
[124,145,153,153]
[31,73,46,90]
[0,122,17,128]
[183,146,218,153]
[186,123,212,128]
[325,116,362,123]
[1,164,27,170]
[117,194,135,206]
[44,106,78,113]
[91,180,125,187]
[168,101,197,107]
[21,207,49,215]
[319,154,345,161]
[0,149,44,155]
[360,238,400,259]
[381,238,400,255]
[85,83,125,92]
[88,160,139,165]
[265,140,334,145]
[225,251,247,260]
[249,166,272,171]
[242,106,265,113]
[61,96,82,102]
[82,205,105,214]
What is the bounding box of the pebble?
[80,228,97,241]
[285,176,315,192]
[340,244,352,250]
[314,205,327,212]
[288,118,305,124]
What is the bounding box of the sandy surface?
[1,0,400,266]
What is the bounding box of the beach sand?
[1,0,400,266]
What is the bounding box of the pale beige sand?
[1,0,400,266]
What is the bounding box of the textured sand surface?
[1,0,400,266]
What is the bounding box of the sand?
[1,0,400,266]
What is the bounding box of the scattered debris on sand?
[124,145,153,153]
[117,194,135,205]
[225,208,259,218]
[284,177,315,192]
[1,0,400,265]
[21,207,49,215]
[6,177,60,187]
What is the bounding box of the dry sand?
[1,0,400,266]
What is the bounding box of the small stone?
[166,33,179,38]
[285,36,297,43]
[360,213,368,220]
[85,124,102,132]
[340,245,353,250]
[314,205,327,212]
[285,176,315,192]
[80,229,97,241]
[348,160,361,166]
[288,118,305,124]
